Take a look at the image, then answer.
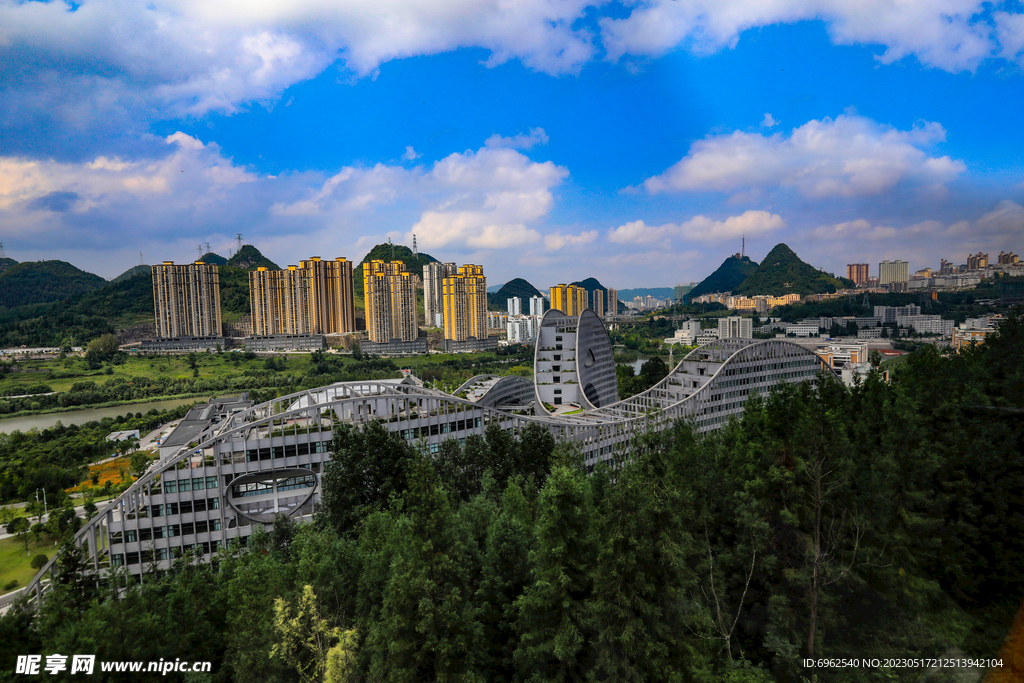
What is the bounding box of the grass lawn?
[0,352,317,395]
[0,534,57,595]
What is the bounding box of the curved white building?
[25,313,826,597]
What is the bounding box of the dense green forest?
[1,310,1020,682]
[732,244,853,296]
[689,254,759,299]
[0,261,107,309]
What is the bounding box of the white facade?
[896,315,954,336]
[529,296,545,316]
[506,315,540,343]
[695,329,720,345]
[507,297,522,316]
[878,260,910,285]
[718,316,753,339]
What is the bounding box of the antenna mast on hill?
[236,233,243,252]
[412,234,418,257]
[742,235,745,258]
[205,242,211,254]
[0,242,5,258]
[197,244,203,261]
[140,252,144,266]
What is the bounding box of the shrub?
[30,554,48,570]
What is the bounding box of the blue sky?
[1,0,1022,288]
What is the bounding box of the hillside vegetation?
[733,243,851,295]
[0,261,106,309]
[688,254,759,298]
[489,277,543,308]
[353,244,439,299]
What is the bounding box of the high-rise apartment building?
[998,251,1019,265]
[507,297,522,316]
[592,289,605,318]
[718,316,753,339]
[967,252,989,270]
[878,260,909,286]
[846,263,869,285]
[442,264,488,341]
[529,296,545,316]
[549,284,588,316]
[607,288,618,315]
[423,262,456,328]
[364,260,417,343]
[299,257,356,334]
[249,258,354,336]
[152,261,222,338]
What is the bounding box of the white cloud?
[761,113,777,128]
[485,128,550,150]
[809,219,898,242]
[608,210,784,244]
[644,114,965,198]
[544,230,598,250]
[601,0,1006,73]
[402,146,421,161]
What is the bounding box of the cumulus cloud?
[402,146,421,161]
[809,219,899,242]
[544,230,598,250]
[601,0,1008,73]
[270,142,569,250]
[608,210,784,244]
[644,114,965,198]
[761,113,777,128]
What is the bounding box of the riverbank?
[0,396,210,434]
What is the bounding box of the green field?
[0,535,56,595]
[0,352,315,395]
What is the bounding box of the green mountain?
[568,277,623,312]
[489,278,543,307]
[688,255,759,299]
[0,260,107,309]
[0,258,17,276]
[111,265,150,283]
[353,244,439,299]
[199,252,228,266]
[226,245,279,271]
[732,243,849,296]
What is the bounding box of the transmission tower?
[388,237,394,261]
[412,234,418,256]
[236,233,243,252]
[205,242,211,254]
[0,242,5,258]
[197,244,203,261]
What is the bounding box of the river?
[0,397,210,434]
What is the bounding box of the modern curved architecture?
[25,314,826,601]
[534,309,618,414]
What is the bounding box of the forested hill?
[489,278,543,307]
[688,254,759,298]
[226,245,279,271]
[0,260,106,309]
[732,243,852,295]
[198,252,228,266]
[0,258,16,275]
[353,244,439,298]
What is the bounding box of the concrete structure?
[875,305,921,323]
[534,309,619,413]
[139,336,228,353]
[967,252,989,270]
[443,336,499,353]
[607,288,618,315]
[488,312,509,330]
[249,258,355,337]
[895,315,954,336]
[25,328,828,592]
[507,297,522,316]
[718,316,753,339]
[424,262,457,330]
[507,315,540,344]
[847,263,869,285]
[549,284,588,317]
[878,260,909,287]
[592,289,605,318]
[152,261,222,339]
[952,324,995,352]
[244,334,326,352]
[529,296,545,316]
[361,337,429,355]
[443,265,488,343]
[816,341,869,370]
[364,260,417,344]
[695,329,720,345]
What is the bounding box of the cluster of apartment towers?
[151,258,492,346]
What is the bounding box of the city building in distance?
[507,297,522,316]
[718,316,753,339]
[443,264,494,352]
[529,295,545,316]
[847,263,869,285]
[249,257,356,337]
[878,260,909,288]
[549,284,588,316]
[607,288,617,315]
[364,260,417,344]
[151,261,222,339]
[592,289,605,318]
[423,261,456,328]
